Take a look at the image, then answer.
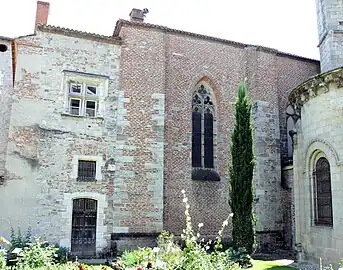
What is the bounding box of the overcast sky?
[1,0,320,60]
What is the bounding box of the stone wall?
[316,0,343,72]
[253,100,283,250]
[0,31,121,253]
[0,38,13,177]
[292,78,343,264]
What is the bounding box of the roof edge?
[289,66,343,107]
[114,19,319,63]
[37,24,122,45]
[0,35,13,41]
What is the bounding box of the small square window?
[69,99,81,115]
[86,85,97,96]
[69,83,82,94]
[85,101,97,117]
[77,160,96,182]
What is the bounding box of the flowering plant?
[117,190,241,270]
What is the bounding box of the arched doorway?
[71,198,97,256]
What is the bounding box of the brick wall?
[117,23,319,248]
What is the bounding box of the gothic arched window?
[285,104,300,163]
[313,157,333,226]
[192,84,215,169]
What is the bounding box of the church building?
[0,0,341,264]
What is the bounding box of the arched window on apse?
[192,83,215,169]
[313,157,333,227]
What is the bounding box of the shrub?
[226,247,252,268]
[120,247,154,268]
[54,244,69,264]
[10,227,32,249]
[0,251,5,270]
[16,238,58,269]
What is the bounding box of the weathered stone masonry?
[0,3,322,255]
[0,29,122,252]
[0,37,13,178]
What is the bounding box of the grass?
[251,260,297,270]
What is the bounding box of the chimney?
[129,8,149,23]
[34,1,50,31]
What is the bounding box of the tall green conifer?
[229,81,255,253]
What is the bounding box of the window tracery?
[192,84,215,169]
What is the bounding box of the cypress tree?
[229,81,255,253]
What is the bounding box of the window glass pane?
[286,105,295,115]
[86,86,97,96]
[85,101,96,117]
[70,83,82,94]
[77,160,96,181]
[315,157,333,226]
[70,99,81,115]
[204,112,214,168]
[286,117,295,157]
[192,111,202,167]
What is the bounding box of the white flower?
[205,245,210,250]
[181,189,185,194]
[229,213,234,217]
[183,197,188,203]
[152,247,160,253]
[223,220,229,226]
[196,233,200,238]
[198,223,204,228]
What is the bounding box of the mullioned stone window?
[192,82,219,181]
[62,70,109,118]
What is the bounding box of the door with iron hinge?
[71,198,97,257]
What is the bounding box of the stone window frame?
[62,70,109,118]
[309,151,333,228]
[191,81,220,181]
[60,192,107,253]
[71,155,103,182]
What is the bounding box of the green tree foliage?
[229,81,255,253]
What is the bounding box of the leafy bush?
[0,251,5,270]
[54,244,69,264]
[117,190,243,270]
[10,227,32,249]
[226,247,252,268]
[120,247,153,268]
[16,238,58,269]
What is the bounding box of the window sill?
[313,223,333,229]
[61,113,104,120]
[75,179,103,184]
[192,168,220,181]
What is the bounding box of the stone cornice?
[289,67,343,108]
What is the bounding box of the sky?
[1,0,320,60]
